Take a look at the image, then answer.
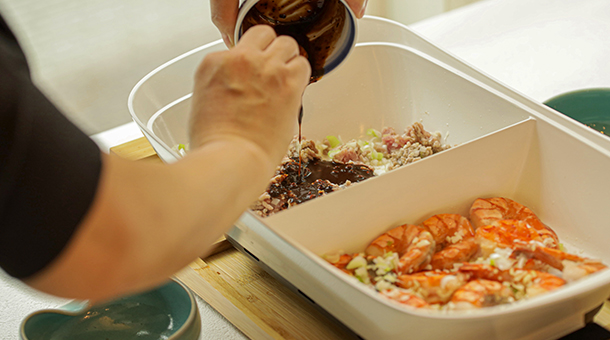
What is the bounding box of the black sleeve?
[0,18,102,278]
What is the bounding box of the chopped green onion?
[357,140,370,148]
[328,148,341,159]
[178,143,186,150]
[326,135,341,148]
[490,259,495,267]
[366,128,380,138]
[559,243,565,252]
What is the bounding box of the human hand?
[210,0,368,47]
[189,25,311,165]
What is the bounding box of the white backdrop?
[0,0,483,135]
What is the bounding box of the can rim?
[234,0,358,80]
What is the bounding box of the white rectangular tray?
[129,16,610,340]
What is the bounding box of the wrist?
[191,133,280,172]
[185,135,279,179]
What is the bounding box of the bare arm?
[25,26,310,303]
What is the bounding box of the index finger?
[210,0,239,46]
[236,25,277,51]
[345,0,368,18]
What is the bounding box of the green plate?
[544,88,610,135]
[21,279,201,340]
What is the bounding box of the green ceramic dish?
[544,88,610,135]
[20,279,200,340]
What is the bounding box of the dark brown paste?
[269,157,374,206]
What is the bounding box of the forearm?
[26,138,276,302]
[26,24,309,304]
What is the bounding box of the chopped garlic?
[346,255,367,270]
[375,280,393,291]
[354,267,370,285]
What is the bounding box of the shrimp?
[421,214,477,270]
[469,197,559,248]
[380,288,429,308]
[511,244,607,282]
[326,253,354,274]
[397,271,468,304]
[366,224,435,274]
[525,271,566,297]
[457,263,513,282]
[458,263,565,299]
[475,220,546,258]
[449,279,513,309]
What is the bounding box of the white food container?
[128,17,610,340]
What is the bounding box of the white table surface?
[4,0,610,338]
[410,0,610,103]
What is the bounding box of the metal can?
[235,0,357,83]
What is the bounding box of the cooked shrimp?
[421,214,477,270]
[327,253,354,274]
[469,197,559,248]
[366,224,435,274]
[457,263,513,282]
[458,263,565,298]
[511,244,607,282]
[380,288,429,308]
[397,271,468,304]
[449,279,513,309]
[524,271,566,297]
[475,220,545,258]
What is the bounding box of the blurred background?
[0,0,482,135]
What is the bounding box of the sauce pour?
[241,0,363,201]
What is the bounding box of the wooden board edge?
[203,236,233,259]
[175,259,280,340]
[109,137,160,162]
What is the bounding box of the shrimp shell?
[380,289,429,308]
[469,197,559,248]
[365,224,436,274]
[397,271,468,304]
[421,214,477,270]
[449,279,513,309]
[458,263,565,298]
[474,219,548,259]
[511,244,607,282]
[526,271,565,297]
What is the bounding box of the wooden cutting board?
[110,137,360,340]
[110,137,610,340]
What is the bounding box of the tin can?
[235,0,357,82]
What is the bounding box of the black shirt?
[0,15,102,278]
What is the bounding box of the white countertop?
[4,0,610,338]
[410,0,610,103]
[0,272,247,339]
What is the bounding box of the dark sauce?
[269,157,375,205]
[241,0,346,82]
[298,104,303,175]
[242,1,354,208]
